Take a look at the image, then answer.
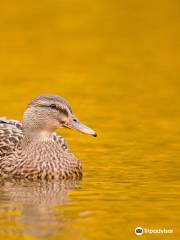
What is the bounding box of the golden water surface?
[0,0,180,239]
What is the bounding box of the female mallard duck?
[0,94,96,180]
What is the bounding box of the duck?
[0,94,97,180]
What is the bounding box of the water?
[0,0,180,239]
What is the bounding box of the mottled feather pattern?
[0,117,69,155]
[0,119,22,157]
[0,117,82,180]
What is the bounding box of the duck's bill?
[64,117,97,137]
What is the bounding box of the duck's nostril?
[73,119,77,122]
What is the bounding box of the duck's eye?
[49,104,57,109]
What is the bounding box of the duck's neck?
[22,115,56,145]
[22,127,54,145]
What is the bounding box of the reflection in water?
[0,179,81,238]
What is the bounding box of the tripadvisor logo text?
[135,227,173,236]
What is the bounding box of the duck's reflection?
[0,179,81,237]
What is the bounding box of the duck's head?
[23,94,97,137]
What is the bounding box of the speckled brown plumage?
[0,94,96,180]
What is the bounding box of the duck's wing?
[0,118,23,158]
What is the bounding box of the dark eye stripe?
[37,104,68,115]
[61,108,68,115]
[49,104,57,109]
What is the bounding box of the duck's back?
[0,118,23,158]
[0,118,69,158]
